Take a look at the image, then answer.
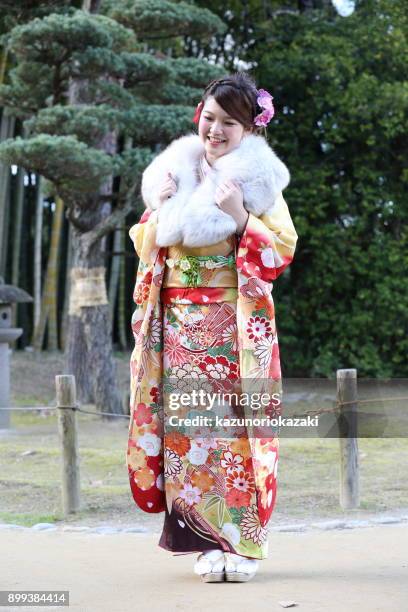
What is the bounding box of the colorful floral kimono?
[127,174,298,559]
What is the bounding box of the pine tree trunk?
[66,224,122,415]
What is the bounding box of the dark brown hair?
[200,72,263,134]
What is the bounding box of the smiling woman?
[199,99,251,165]
[127,72,298,583]
[197,76,265,161]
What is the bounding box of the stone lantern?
[0,277,33,429]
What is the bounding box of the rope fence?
[0,395,407,418]
[0,405,130,418]
[1,369,406,516]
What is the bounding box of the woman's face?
[198,96,251,165]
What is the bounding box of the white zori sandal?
[224,553,259,582]
[193,549,225,582]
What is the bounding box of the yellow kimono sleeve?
[237,192,298,281]
[129,209,159,264]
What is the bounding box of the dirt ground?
[1,524,407,612]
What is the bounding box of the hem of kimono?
[157,541,268,561]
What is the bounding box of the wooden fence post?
[337,368,360,509]
[56,375,80,515]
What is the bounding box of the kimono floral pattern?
[127,191,297,559]
[158,293,273,558]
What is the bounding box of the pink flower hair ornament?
[254,89,275,127]
[192,88,275,127]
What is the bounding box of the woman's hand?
[215,180,249,234]
[158,172,178,205]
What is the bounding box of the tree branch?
[65,202,92,232]
[82,183,141,251]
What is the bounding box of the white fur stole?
[141,133,290,247]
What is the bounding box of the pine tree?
[0,2,226,414]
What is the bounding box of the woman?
[127,73,298,582]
